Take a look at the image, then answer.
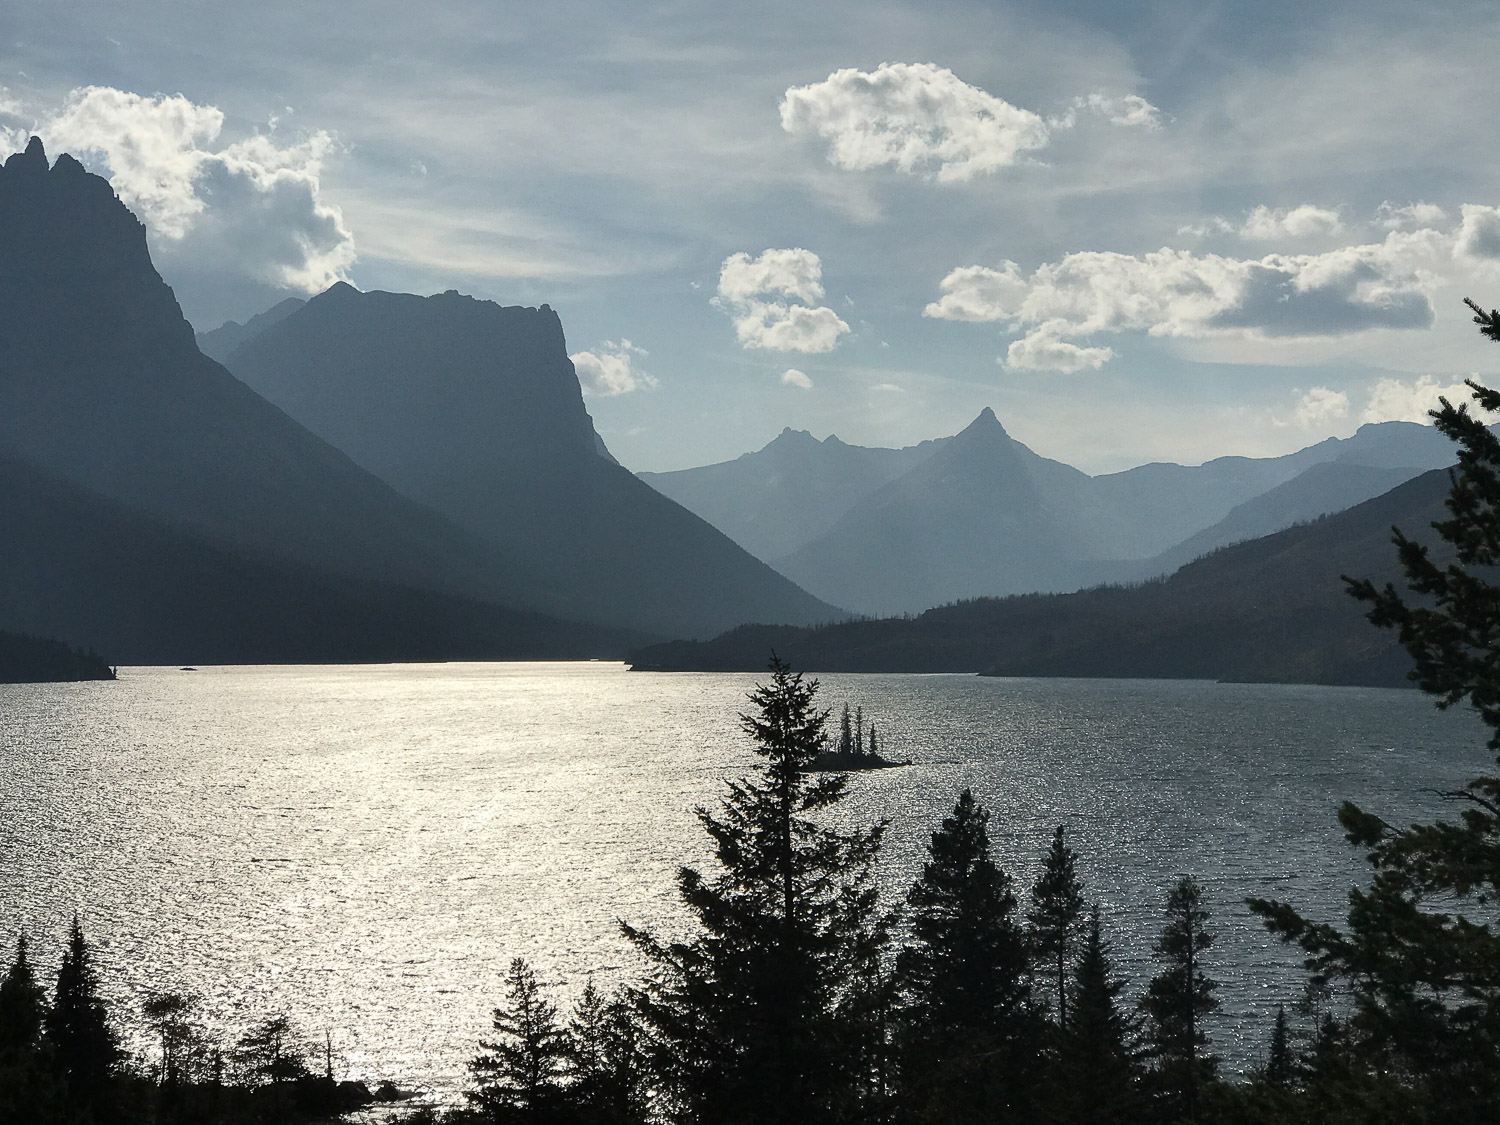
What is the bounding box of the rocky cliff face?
[222,285,840,638]
[0,137,196,363]
[0,139,555,612]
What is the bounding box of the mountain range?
[644,407,1458,616]
[0,137,826,662]
[630,468,1450,686]
[211,284,836,639]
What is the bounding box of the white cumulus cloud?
[780,368,813,390]
[1292,386,1351,427]
[570,339,656,396]
[33,86,354,292]
[1239,204,1344,241]
[1004,320,1113,373]
[715,249,851,354]
[1362,375,1474,424]
[1376,201,1447,230]
[926,230,1445,372]
[1455,204,1500,263]
[780,62,1050,182]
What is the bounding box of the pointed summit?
[4,136,47,174]
[955,406,1008,441]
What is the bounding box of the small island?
[807,703,910,771]
[0,629,116,684]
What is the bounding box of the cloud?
[926,231,1444,372]
[1054,92,1164,130]
[780,368,813,390]
[1362,375,1473,424]
[1455,204,1500,263]
[1376,201,1447,230]
[1003,320,1113,373]
[1239,204,1343,240]
[715,248,850,354]
[1291,386,1351,427]
[34,86,354,292]
[780,63,1050,182]
[569,339,657,396]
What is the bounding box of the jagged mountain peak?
[4,135,47,173]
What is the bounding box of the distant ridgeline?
[629,469,1450,688]
[0,629,114,683]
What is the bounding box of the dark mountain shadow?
[0,453,641,664]
[220,284,839,638]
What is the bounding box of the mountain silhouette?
[644,402,1458,615]
[219,284,838,638]
[0,137,638,657]
[774,409,1105,615]
[639,427,947,562]
[630,468,1449,687]
[0,454,639,663]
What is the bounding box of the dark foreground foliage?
[0,919,388,1125]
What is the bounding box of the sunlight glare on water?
[0,662,1487,1098]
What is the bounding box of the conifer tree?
[1263,1005,1292,1088]
[838,704,853,756]
[469,958,571,1123]
[44,916,119,1107]
[1028,825,1086,1030]
[623,656,886,1125]
[0,933,47,1058]
[1050,907,1142,1125]
[567,979,650,1125]
[1249,300,1500,1118]
[894,788,1037,1124]
[1140,876,1219,1122]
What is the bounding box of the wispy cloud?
[780,367,813,390]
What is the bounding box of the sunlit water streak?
[0,662,1488,1101]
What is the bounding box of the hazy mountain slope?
[0,454,637,664]
[773,409,1101,615]
[195,296,306,363]
[0,138,561,611]
[631,469,1450,687]
[221,285,838,638]
[638,428,946,561]
[1138,461,1426,577]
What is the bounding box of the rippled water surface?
[0,663,1489,1096]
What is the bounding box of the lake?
[0,662,1489,1100]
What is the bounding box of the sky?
[3,0,1500,473]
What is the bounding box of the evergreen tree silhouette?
[623,656,886,1125]
[1049,906,1142,1125]
[838,703,853,756]
[1249,299,1500,1118]
[1141,876,1218,1122]
[44,917,119,1110]
[1263,1005,1293,1088]
[567,979,650,1125]
[1028,825,1085,1031]
[894,788,1037,1124]
[0,933,47,1057]
[469,958,571,1123]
